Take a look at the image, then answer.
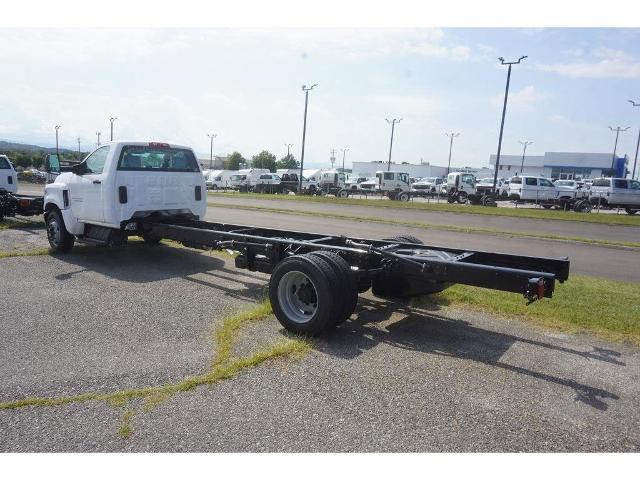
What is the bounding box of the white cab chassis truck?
[43,141,206,252]
[34,140,571,337]
[375,171,412,201]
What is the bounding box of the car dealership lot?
[1,228,639,451]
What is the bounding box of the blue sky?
[1,28,639,169]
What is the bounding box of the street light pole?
[299,84,317,193]
[341,148,349,171]
[96,131,101,147]
[55,125,61,160]
[608,126,630,176]
[492,55,527,194]
[385,118,402,171]
[77,137,81,161]
[445,132,459,176]
[207,133,217,169]
[629,100,640,180]
[519,140,533,174]
[284,143,293,159]
[109,117,117,141]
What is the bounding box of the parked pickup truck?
[43,141,206,252]
[588,177,640,214]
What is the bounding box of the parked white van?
[588,178,640,214]
[508,175,557,202]
[206,170,233,189]
[0,155,18,193]
[228,168,270,190]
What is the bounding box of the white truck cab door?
[68,146,110,223]
[611,179,629,205]
[0,156,18,193]
[629,180,640,206]
[538,178,556,200]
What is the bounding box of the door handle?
[93,180,101,184]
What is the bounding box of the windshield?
[0,156,10,169]
[478,178,493,184]
[230,174,246,181]
[117,145,199,172]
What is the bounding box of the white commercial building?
[489,152,628,180]
[351,161,449,179]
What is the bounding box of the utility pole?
[445,132,459,175]
[330,148,337,169]
[608,126,629,176]
[299,84,317,193]
[385,118,402,171]
[341,148,349,171]
[77,137,81,161]
[96,131,101,147]
[629,100,640,180]
[55,125,61,160]
[492,55,527,194]
[519,140,533,174]
[207,133,217,169]
[109,117,117,141]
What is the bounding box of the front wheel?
[46,209,75,253]
[398,192,410,202]
[337,189,349,199]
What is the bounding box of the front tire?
[398,192,410,202]
[46,209,75,253]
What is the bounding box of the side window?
[384,172,394,180]
[462,174,474,185]
[510,177,522,185]
[613,179,628,189]
[630,181,640,190]
[259,174,270,179]
[525,177,537,186]
[593,179,610,187]
[0,157,10,169]
[84,146,110,174]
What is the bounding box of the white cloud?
[537,47,640,79]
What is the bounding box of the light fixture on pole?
[341,148,349,171]
[445,132,460,175]
[109,117,118,141]
[284,143,293,158]
[55,125,61,160]
[207,133,217,169]
[629,100,640,180]
[608,126,629,176]
[299,84,317,193]
[519,140,533,174]
[492,55,527,194]
[385,118,402,171]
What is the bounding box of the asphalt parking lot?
[1,226,639,451]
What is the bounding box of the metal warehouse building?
[351,161,494,179]
[489,152,629,180]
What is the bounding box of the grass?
[0,247,50,259]
[209,191,640,227]
[423,274,640,344]
[208,203,640,249]
[0,219,45,230]
[0,300,312,437]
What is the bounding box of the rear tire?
[625,208,639,215]
[269,254,340,336]
[385,234,423,245]
[308,251,358,325]
[142,233,162,245]
[337,189,349,199]
[398,192,410,202]
[46,209,75,253]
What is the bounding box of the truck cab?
[446,172,476,202]
[0,154,18,194]
[589,177,640,214]
[43,141,206,251]
[375,171,411,200]
[507,175,557,202]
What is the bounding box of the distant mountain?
[0,140,76,154]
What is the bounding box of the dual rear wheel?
[269,251,358,336]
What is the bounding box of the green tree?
[225,151,246,170]
[276,153,299,170]
[251,150,277,172]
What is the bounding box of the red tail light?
[148,142,170,148]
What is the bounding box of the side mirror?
[71,162,86,175]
